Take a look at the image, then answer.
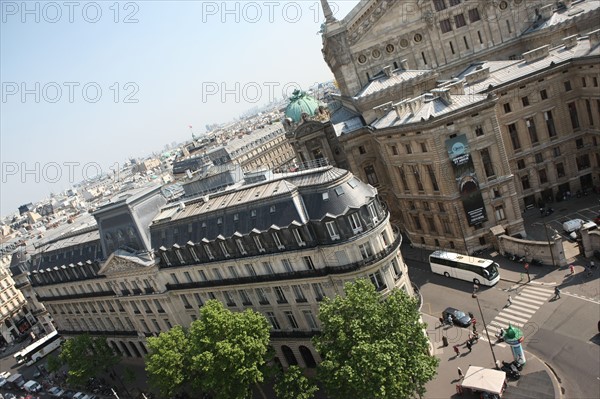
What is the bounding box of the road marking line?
[520,292,550,302]
[495,317,524,327]
[523,286,555,295]
[479,336,506,348]
[563,292,600,304]
[497,311,530,323]
[513,296,545,306]
[500,306,535,317]
[509,302,541,312]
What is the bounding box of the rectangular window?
[508,123,521,150]
[586,99,594,125]
[292,229,306,246]
[425,165,439,191]
[236,239,247,255]
[154,299,165,313]
[434,0,446,12]
[449,0,461,5]
[495,205,506,221]
[475,125,484,136]
[312,283,326,301]
[256,288,269,305]
[564,81,572,92]
[272,232,284,249]
[326,221,340,240]
[521,96,529,107]
[253,235,266,252]
[398,166,409,191]
[189,247,200,263]
[553,147,561,157]
[224,291,236,307]
[469,8,480,22]
[581,77,587,87]
[449,41,455,54]
[544,110,557,137]
[262,261,275,274]
[506,19,511,33]
[503,103,512,113]
[170,273,179,284]
[292,285,307,303]
[359,242,374,260]
[228,266,239,279]
[184,271,193,283]
[405,144,412,154]
[526,117,538,144]
[368,202,379,223]
[266,312,280,330]
[391,145,398,155]
[420,142,428,152]
[568,102,580,129]
[282,258,294,273]
[540,89,548,100]
[204,245,214,260]
[480,148,495,178]
[538,169,548,184]
[212,268,223,280]
[426,216,437,233]
[181,295,192,309]
[274,286,287,304]
[576,154,590,171]
[303,256,315,270]
[440,18,452,33]
[284,311,299,329]
[349,213,363,234]
[303,310,318,330]
[454,13,466,28]
[411,165,424,191]
[364,165,379,186]
[535,153,543,163]
[244,263,257,276]
[556,162,565,178]
[463,36,469,49]
[477,30,483,43]
[239,290,252,306]
[193,293,203,307]
[198,270,208,281]
[219,242,230,257]
[391,258,402,279]
[412,215,422,230]
[521,174,530,190]
[369,271,387,291]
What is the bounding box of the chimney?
[562,34,578,49]
[523,45,550,63]
[446,80,465,95]
[539,4,554,20]
[400,59,409,70]
[374,101,393,117]
[431,88,452,104]
[465,66,490,84]
[383,65,393,77]
[589,29,600,49]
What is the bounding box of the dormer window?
[204,245,214,260]
[270,205,276,213]
[325,221,340,240]
[272,232,284,250]
[236,239,247,255]
[368,202,379,224]
[292,229,306,247]
[253,236,266,253]
[251,210,257,217]
[189,246,200,263]
[349,213,363,234]
[161,252,171,266]
[175,250,184,265]
[219,241,230,258]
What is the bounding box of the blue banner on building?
[445,134,487,226]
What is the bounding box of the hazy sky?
[0,0,360,217]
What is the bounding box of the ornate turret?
[321,0,337,24]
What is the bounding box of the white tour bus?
[429,250,500,286]
[13,331,63,366]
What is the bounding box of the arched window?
[299,346,317,368]
[281,345,298,366]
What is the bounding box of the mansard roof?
[150,166,377,247]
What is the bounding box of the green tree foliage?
[144,300,271,399]
[145,326,189,398]
[188,300,271,399]
[59,334,120,387]
[274,365,319,399]
[313,279,439,399]
[46,353,63,374]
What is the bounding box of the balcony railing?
[165,230,402,292]
[58,329,138,337]
[37,290,115,302]
[270,330,318,339]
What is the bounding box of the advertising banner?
[445,134,487,226]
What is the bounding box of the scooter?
[501,362,521,380]
[502,360,523,372]
[495,330,505,342]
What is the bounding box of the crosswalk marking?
[484,285,554,344]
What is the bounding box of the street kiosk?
[457,366,507,398]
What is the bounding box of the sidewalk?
[421,314,559,399]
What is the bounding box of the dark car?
[442,307,472,327]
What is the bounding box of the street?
[409,256,600,399]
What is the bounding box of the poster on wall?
[445,134,488,226]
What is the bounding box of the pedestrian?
[570,264,574,275]
[554,286,561,299]
[466,339,472,352]
[453,345,460,356]
[472,323,477,333]
[458,366,463,379]
[507,295,512,307]
[539,207,544,216]
[591,261,596,270]
[442,336,448,347]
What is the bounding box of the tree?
[145,326,190,398]
[313,279,439,399]
[144,300,271,399]
[274,365,319,399]
[59,334,120,387]
[46,353,63,374]
[188,300,271,399]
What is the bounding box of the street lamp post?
[472,292,498,368]
[542,222,557,267]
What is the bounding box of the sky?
[0,0,360,217]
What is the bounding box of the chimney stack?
[589,29,600,49]
[562,34,578,49]
[400,59,409,70]
[383,65,393,77]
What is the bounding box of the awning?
[461,366,506,394]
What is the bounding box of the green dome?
[285,90,320,123]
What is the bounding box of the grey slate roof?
[355,70,430,99]
[525,0,600,34]
[150,166,377,247]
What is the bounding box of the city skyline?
[0,1,360,216]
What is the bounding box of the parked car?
[563,219,584,233]
[48,387,66,397]
[0,377,6,387]
[23,380,43,393]
[442,307,472,327]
